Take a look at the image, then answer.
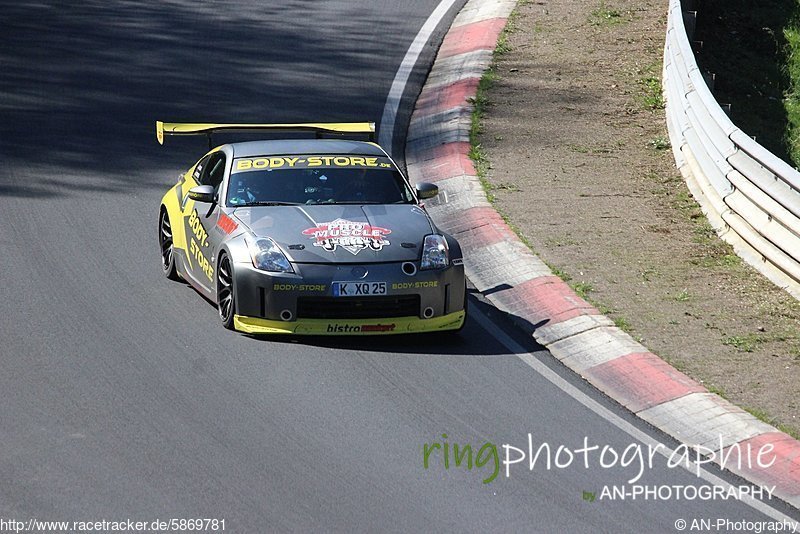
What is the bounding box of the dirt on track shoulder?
[478,0,800,435]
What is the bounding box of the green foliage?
[589,2,625,27]
[572,281,594,298]
[783,24,800,166]
[744,406,800,440]
[723,334,761,352]
[674,289,691,302]
[613,316,632,332]
[648,136,670,150]
[639,75,665,110]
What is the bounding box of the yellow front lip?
[233,311,465,335]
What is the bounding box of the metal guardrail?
[664,0,800,300]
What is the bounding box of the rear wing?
[155,121,376,146]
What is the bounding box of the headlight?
[246,236,294,273]
[420,234,449,270]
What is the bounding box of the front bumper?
[231,260,466,334]
[233,310,465,335]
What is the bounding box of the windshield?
[227,155,415,206]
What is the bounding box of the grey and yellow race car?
[157,122,466,335]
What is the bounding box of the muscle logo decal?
[302,218,391,255]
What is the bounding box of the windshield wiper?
[330,201,386,205]
[242,201,302,206]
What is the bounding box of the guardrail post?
[702,71,715,92]
[683,10,697,40]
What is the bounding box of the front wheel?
[217,253,236,330]
[159,208,180,281]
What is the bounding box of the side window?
[200,152,227,192]
[192,155,210,183]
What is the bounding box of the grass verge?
[468,3,800,438]
[468,6,635,336]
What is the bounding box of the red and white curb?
[404,0,800,508]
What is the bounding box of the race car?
[156,122,466,335]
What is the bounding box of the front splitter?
[233,311,465,335]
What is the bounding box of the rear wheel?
[159,209,179,281]
[217,253,236,330]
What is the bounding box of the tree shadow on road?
[0,0,431,198]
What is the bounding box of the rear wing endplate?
[156,121,376,146]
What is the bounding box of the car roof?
[229,139,387,158]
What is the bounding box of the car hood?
[232,204,434,263]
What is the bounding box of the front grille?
[297,295,420,319]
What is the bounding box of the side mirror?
[415,182,439,200]
[187,185,215,203]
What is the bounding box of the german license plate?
[332,281,387,297]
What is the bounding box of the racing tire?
[217,253,236,330]
[159,208,180,281]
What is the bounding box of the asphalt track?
[1,1,797,531]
